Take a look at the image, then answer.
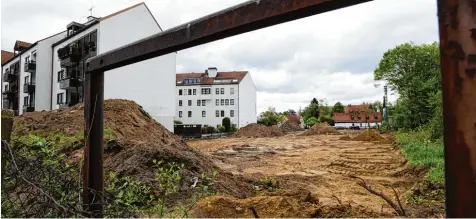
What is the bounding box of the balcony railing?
[3,70,16,82]
[23,83,36,93]
[58,45,82,67]
[2,88,14,100]
[24,61,36,73]
[23,102,35,113]
[58,70,83,90]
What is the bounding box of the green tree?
[287,109,296,115]
[332,102,345,113]
[222,117,231,132]
[374,41,441,130]
[305,117,319,127]
[257,107,285,126]
[372,101,383,113]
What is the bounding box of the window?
[225,99,229,105]
[188,111,192,117]
[201,88,210,94]
[230,110,235,117]
[57,93,64,104]
[202,111,206,117]
[4,85,7,91]
[188,89,192,95]
[221,110,225,117]
[230,88,234,94]
[25,56,30,63]
[220,88,225,94]
[179,100,182,106]
[230,99,235,105]
[216,99,219,106]
[215,88,219,94]
[188,100,192,106]
[221,99,224,106]
[197,100,201,106]
[179,111,182,118]
[23,96,29,107]
[193,89,196,95]
[179,89,183,95]
[202,100,206,106]
[24,75,30,84]
[216,110,219,117]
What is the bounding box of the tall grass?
[395,128,444,185]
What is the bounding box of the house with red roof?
[333,104,382,128]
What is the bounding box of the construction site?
[1,100,444,217]
[1,0,475,218]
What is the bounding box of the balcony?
[58,45,82,67]
[23,103,35,113]
[2,88,14,100]
[24,61,36,73]
[58,70,83,91]
[23,83,36,93]
[3,71,16,82]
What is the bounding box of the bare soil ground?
[188,131,423,217]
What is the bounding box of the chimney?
[87,16,97,22]
[207,67,217,78]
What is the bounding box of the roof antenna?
[89,0,95,17]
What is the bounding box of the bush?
[174,120,183,125]
[201,126,208,134]
[217,125,226,133]
[207,126,216,134]
[222,117,231,132]
[396,129,444,185]
[305,117,318,126]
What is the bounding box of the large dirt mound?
[234,123,285,138]
[352,129,384,141]
[13,99,253,200]
[299,123,339,136]
[280,120,304,132]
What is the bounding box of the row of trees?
[374,41,442,139]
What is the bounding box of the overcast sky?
[1,0,439,114]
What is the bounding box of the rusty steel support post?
[437,0,476,217]
[82,70,104,218]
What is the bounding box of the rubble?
[299,123,340,136]
[280,120,304,132]
[234,123,285,138]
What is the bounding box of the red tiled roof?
[1,50,14,65]
[14,40,32,50]
[286,114,300,122]
[344,104,371,113]
[176,71,248,85]
[333,112,382,123]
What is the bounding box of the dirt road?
[188,131,416,215]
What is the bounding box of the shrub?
[217,125,226,133]
[207,126,216,134]
[222,117,231,132]
[174,120,183,125]
[305,117,318,126]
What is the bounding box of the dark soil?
[280,120,304,132]
[299,123,340,136]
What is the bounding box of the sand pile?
[339,135,352,140]
[13,99,253,201]
[234,123,285,138]
[351,129,384,141]
[280,120,304,132]
[299,123,339,136]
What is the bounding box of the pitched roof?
[286,114,300,122]
[1,50,14,65]
[99,2,145,21]
[333,112,382,123]
[14,40,32,50]
[176,71,248,85]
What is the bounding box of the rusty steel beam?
[437,0,476,217]
[82,71,105,218]
[86,0,372,73]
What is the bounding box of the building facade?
[2,3,176,132]
[333,104,382,128]
[175,68,257,128]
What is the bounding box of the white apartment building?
[2,3,176,131]
[175,68,257,128]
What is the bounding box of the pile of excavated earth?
[233,123,285,138]
[13,99,254,202]
[300,123,340,136]
[280,120,304,132]
[337,129,395,144]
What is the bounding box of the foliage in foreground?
[2,132,217,218]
